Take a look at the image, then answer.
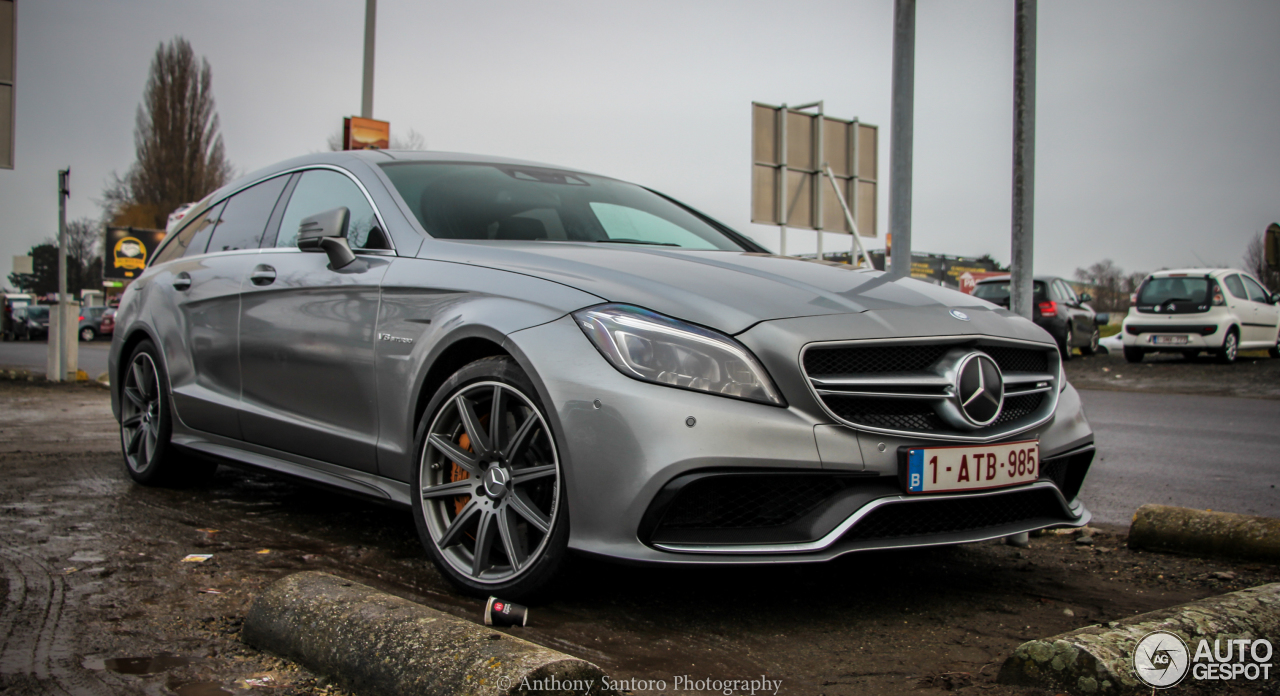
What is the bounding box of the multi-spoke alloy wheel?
[121,347,166,476]
[413,358,567,598]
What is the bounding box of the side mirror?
[297,207,356,269]
[1079,292,1092,303]
[1094,312,1110,326]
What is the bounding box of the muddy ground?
[1071,347,1280,399]
[0,365,1277,696]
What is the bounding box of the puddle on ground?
[169,680,232,696]
[93,654,194,674]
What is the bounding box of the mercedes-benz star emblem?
[955,353,1004,427]
[483,466,509,499]
[949,309,970,321]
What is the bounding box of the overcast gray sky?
[3,0,1278,286]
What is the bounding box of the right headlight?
[573,304,785,406]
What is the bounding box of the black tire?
[119,340,216,486]
[1123,346,1145,363]
[1269,332,1279,359]
[80,327,96,342]
[411,356,569,601]
[1059,326,1074,362]
[1080,327,1100,356]
[1216,329,1239,364]
[1182,350,1199,361]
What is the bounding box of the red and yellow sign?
[344,117,390,150]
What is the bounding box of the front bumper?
[509,310,1094,565]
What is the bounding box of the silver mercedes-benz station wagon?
[110,151,1095,599]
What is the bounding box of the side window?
[205,176,290,253]
[150,202,224,266]
[274,169,385,250]
[1242,275,1271,303]
[1223,274,1248,300]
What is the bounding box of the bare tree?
[1244,231,1280,292]
[103,37,232,229]
[326,127,427,151]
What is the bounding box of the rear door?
[237,167,393,473]
[159,175,291,438]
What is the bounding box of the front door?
[236,168,394,473]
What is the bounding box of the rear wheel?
[119,340,216,485]
[1216,329,1239,364]
[80,327,96,342]
[412,357,569,601]
[1270,332,1279,359]
[1123,346,1145,363]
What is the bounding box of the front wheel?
[412,356,569,601]
[1080,327,1100,356]
[80,327,97,342]
[1060,326,1074,362]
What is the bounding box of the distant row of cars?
[8,305,115,341]
[973,268,1279,364]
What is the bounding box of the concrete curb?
[997,582,1280,694]
[1129,504,1280,563]
[241,571,616,696]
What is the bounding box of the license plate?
[902,440,1039,494]
[1152,335,1189,345]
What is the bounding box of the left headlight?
[573,304,785,406]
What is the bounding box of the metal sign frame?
[751,101,878,264]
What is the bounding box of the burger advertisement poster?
[104,227,165,281]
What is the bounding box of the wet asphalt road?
[1077,389,1280,526]
[0,340,110,378]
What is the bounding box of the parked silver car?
[110,151,1096,598]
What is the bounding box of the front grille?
[823,396,945,431]
[993,393,1043,426]
[982,346,1048,373]
[659,476,847,530]
[802,339,1059,439]
[804,344,950,376]
[842,487,1067,541]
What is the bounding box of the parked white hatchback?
[1122,268,1280,363]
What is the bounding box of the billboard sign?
[751,102,877,238]
[344,116,390,150]
[103,227,165,280]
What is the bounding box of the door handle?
[172,272,192,291]
[249,265,277,286]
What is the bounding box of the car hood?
[428,241,994,334]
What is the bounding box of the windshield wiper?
[596,238,681,247]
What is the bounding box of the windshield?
[1137,277,1210,305]
[380,162,748,251]
[972,281,1046,302]
[26,306,48,319]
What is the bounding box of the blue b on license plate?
[903,440,1039,494]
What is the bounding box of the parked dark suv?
[13,305,49,341]
[974,275,1099,360]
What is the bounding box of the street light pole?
[1010,0,1037,320]
[888,0,916,279]
[361,0,376,119]
[55,168,69,382]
